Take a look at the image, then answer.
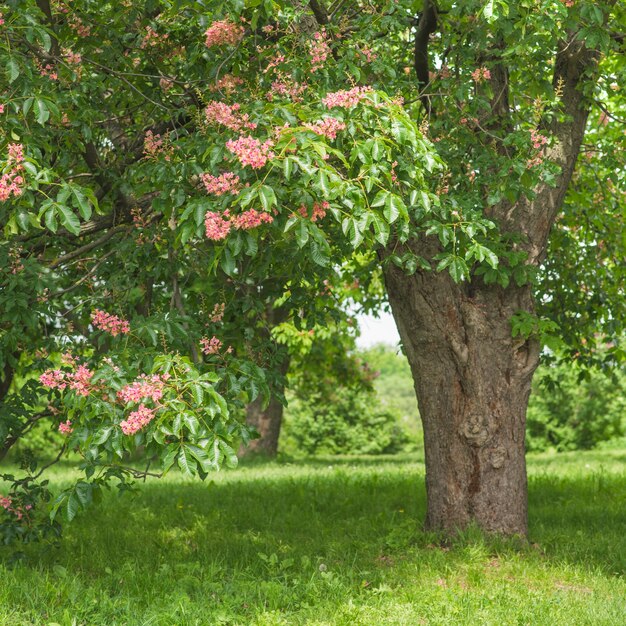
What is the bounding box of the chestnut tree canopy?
[1,0,624,542]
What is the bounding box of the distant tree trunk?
[384,262,539,535]
[242,356,290,457]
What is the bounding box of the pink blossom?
[7,143,23,163]
[322,86,373,109]
[264,53,286,74]
[91,309,130,336]
[205,211,232,240]
[267,77,307,102]
[201,336,222,355]
[359,46,377,63]
[530,129,548,149]
[226,135,275,169]
[298,201,329,222]
[201,172,240,195]
[58,420,73,435]
[209,74,244,93]
[204,101,256,131]
[143,130,172,160]
[204,19,244,48]
[309,30,331,72]
[68,364,93,396]
[140,26,168,49]
[210,302,225,323]
[120,404,156,435]
[40,369,67,390]
[304,117,346,140]
[232,208,273,230]
[0,105,4,114]
[117,374,168,404]
[471,67,491,83]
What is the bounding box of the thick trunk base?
[385,264,539,536]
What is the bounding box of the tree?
[1,0,624,542]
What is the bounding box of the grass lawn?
[1,447,625,625]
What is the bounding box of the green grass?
[1,448,626,625]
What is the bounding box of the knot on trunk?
[489,446,507,468]
[459,414,491,447]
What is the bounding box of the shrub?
[282,386,408,456]
[526,363,626,451]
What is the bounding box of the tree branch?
[414,0,438,116]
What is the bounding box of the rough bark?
[384,258,538,534]
[387,22,607,535]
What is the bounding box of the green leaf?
[34,98,50,125]
[57,205,81,236]
[6,58,19,84]
[44,207,58,233]
[384,194,406,224]
[71,187,92,220]
[283,157,294,180]
[258,185,277,211]
[177,446,197,477]
[295,220,309,248]
[371,213,390,246]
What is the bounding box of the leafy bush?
[282,386,408,456]
[527,363,626,451]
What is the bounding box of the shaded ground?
[1,449,625,625]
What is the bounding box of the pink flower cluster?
[305,117,346,140]
[0,143,25,202]
[91,309,130,336]
[211,302,225,322]
[267,77,307,102]
[309,30,331,72]
[201,171,241,195]
[68,365,94,396]
[143,130,172,160]
[40,369,67,390]
[204,101,256,131]
[359,45,377,63]
[205,207,273,241]
[232,208,274,230]
[209,74,244,93]
[40,365,93,396]
[226,135,275,169]
[140,26,169,49]
[120,404,156,435]
[298,201,329,222]
[205,211,232,241]
[322,86,373,109]
[0,496,32,520]
[117,373,169,404]
[201,336,222,355]
[58,420,73,435]
[68,15,91,37]
[527,129,549,168]
[204,19,244,48]
[471,67,491,83]
[530,129,548,150]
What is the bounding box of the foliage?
[1,450,626,623]
[1,0,626,542]
[282,385,408,456]
[527,363,626,451]
[358,342,421,445]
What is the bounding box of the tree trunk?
[243,391,286,457]
[384,261,540,536]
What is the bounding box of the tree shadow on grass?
[4,454,625,624]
